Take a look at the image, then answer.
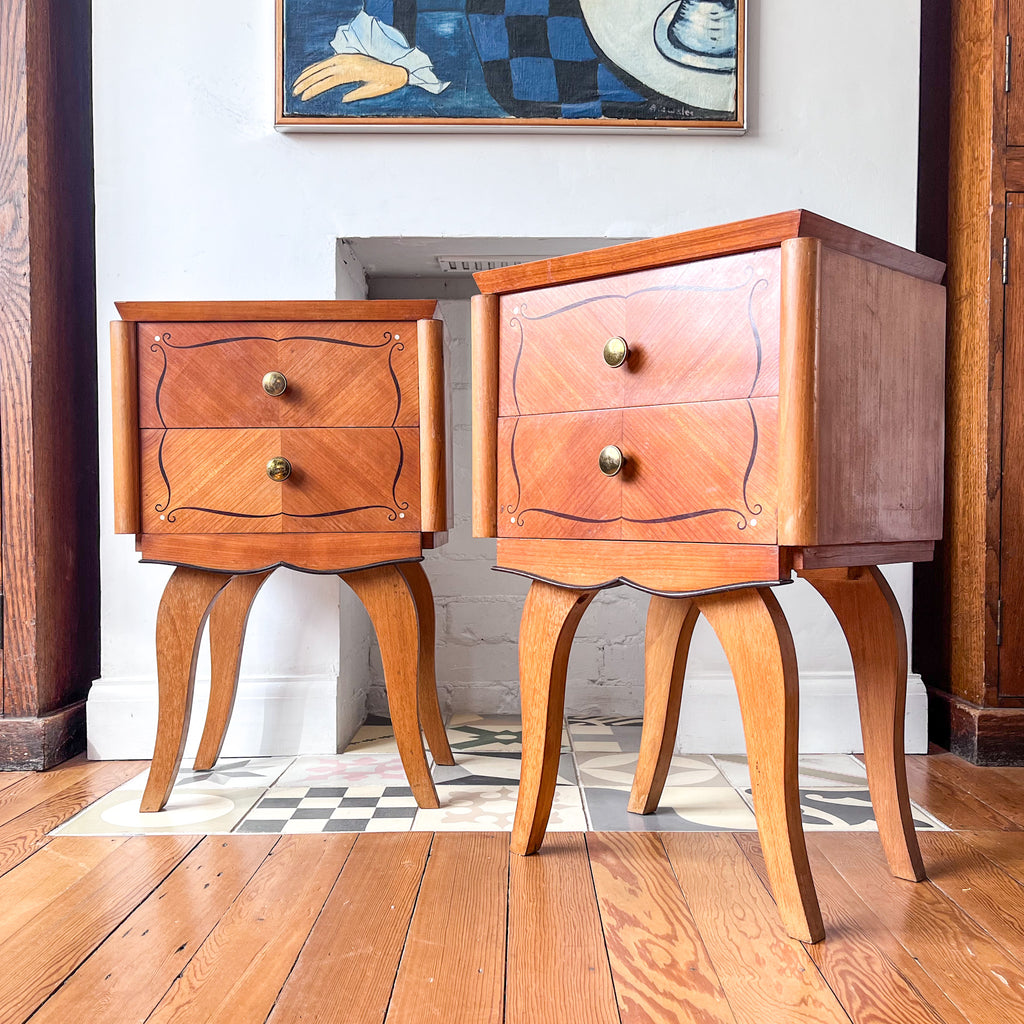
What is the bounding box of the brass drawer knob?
[603,336,629,367]
[262,371,288,396]
[598,445,625,477]
[266,456,292,482]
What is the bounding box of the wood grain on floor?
[0,752,1023,1023]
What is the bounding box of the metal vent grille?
[434,255,536,275]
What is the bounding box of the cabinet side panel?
[111,321,141,534]
[778,237,821,545]
[472,294,499,537]
[816,247,947,545]
[418,318,447,533]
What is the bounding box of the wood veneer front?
[138,321,419,429]
[497,251,780,417]
[140,427,420,535]
[497,400,778,543]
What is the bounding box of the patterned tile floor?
[54,714,947,836]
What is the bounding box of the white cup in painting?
[578,0,738,113]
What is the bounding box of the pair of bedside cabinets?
[111,211,946,944]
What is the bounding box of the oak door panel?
[497,411,623,539]
[141,428,419,534]
[497,250,781,418]
[1010,1,1024,146]
[138,321,418,428]
[621,399,777,543]
[1000,198,1024,695]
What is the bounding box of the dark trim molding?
[927,688,1024,765]
[0,0,98,766]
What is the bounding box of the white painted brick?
[575,589,648,642]
[600,639,645,687]
[447,597,524,644]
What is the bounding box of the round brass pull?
[603,336,629,368]
[262,371,288,397]
[266,456,292,482]
[598,445,625,477]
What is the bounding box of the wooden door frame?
[0,0,99,767]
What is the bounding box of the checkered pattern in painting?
[465,0,690,119]
[237,785,418,834]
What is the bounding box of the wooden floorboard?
[662,832,852,1024]
[0,759,146,878]
[506,831,619,1024]
[740,832,967,1024]
[266,831,432,1024]
[0,752,1022,1022]
[815,831,1024,1023]
[0,834,196,1024]
[29,835,277,1024]
[386,832,508,1024]
[903,755,1024,830]
[145,833,355,1024]
[587,831,736,1024]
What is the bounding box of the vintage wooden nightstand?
[111,300,454,813]
[471,211,946,942]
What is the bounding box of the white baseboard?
[86,675,345,759]
[673,671,928,755]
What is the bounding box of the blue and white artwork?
[279,0,743,127]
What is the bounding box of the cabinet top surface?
[113,299,439,322]
[473,209,945,295]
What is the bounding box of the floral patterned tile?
[583,786,758,832]
[412,784,586,832]
[738,787,946,831]
[445,714,570,754]
[567,716,644,753]
[276,753,414,789]
[53,787,265,836]
[235,784,417,834]
[714,754,869,791]
[122,757,293,793]
[431,751,576,787]
[574,752,727,791]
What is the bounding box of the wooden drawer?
[497,249,781,417]
[140,427,420,534]
[497,399,777,543]
[138,321,419,428]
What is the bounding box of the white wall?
[89,1,928,757]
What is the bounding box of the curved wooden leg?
[342,564,439,809]
[397,561,455,766]
[140,568,233,812]
[629,596,699,814]
[696,586,824,943]
[512,581,597,856]
[801,565,926,882]
[192,570,273,772]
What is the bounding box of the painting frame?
[275,0,746,133]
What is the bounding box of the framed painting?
[276,1,745,131]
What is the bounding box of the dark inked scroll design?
[387,342,409,512]
[503,269,770,532]
[152,343,172,515]
[151,330,410,526]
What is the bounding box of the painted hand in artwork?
[292,54,410,103]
